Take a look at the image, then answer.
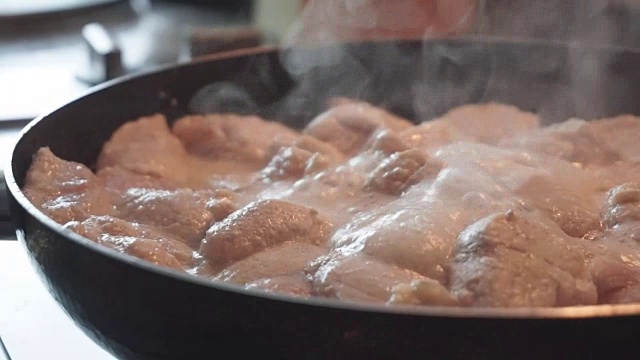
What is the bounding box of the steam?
[187,1,637,127]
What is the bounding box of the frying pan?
[6,38,640,359]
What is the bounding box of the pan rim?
[7,37,640,321]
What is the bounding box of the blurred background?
[2,0,640,124]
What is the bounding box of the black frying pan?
[6,38,640,360]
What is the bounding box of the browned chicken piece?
[450,211,598,308]
[586,252,640,304]
[514,175,601,237]
[388,278,458,306]
[435,142,603,238]
[589,115,640,162]
[602,183,640,228]
[65,215,195,269]
[364,148,442,195]
[172,113,300,165]
[201,199,334,265]
[96,114,194,184]
[500,118,620,166]
[334,164,525,284]
[114,188,228,247]
[399,103,539,152]
[587,162,640,191]
[245,274,313,297]
[214,242,326,285]
[308,253,440,304]
[435,102,540,145]
[97,166,180,194]
[366,129,411,155]
[261,144,337,182]
[261,146,314,181]
[23,147,115,224]
[303,101,413,156]
[293,135,345,163]
[399,119,470,152]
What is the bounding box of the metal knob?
[76,22,125,85]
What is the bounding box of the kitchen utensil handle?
[77,22,124,85]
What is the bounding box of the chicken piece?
[97,166,180,194]
[514,175,601,237]
[96,114,194,184]
[398,103,538,153]
[201,199,333,264]
[500,118,620,166]
[586,162,640,191]
[261,146,314,181]
[245,274,313,297]
[65,215,194,269]
[308,253,431,303]
[304,101,413,156]
[364,148,442,195]
[589,115,640,162]
[450,211,598,308]
[366,129,411,155]
[436,142,603,238]
[399,119,470,153]
[388,278,458,306]
[23,147,115,224]
[215,242,326,285]
[586,251,640,304]
[293,135,344,163]
[334,165,525,283]
[602,183,640,228]
[115,188,227,247]
[434,103,540,145]
[172,113,299,164]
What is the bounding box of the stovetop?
[0,241,115,359]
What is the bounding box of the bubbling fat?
[21,100,640,308]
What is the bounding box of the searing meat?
[308,253,445,304]
[334,166,524,283]
[23,102,640,308]
[434,102,540,144]
[65,215,195,269]
[23,147,115,224]
[436,142,603,237]
[500,118,620,165]
[245,275,313,297]
[97,166,180,194]
[115,188,230,247]
[201,199,333,265]
[97,114,192,183]
[602,183,640,227]
[590,115,640,162]
[364,148,442,195]
[388,278,458,306]
[172,113,299,164]
[399,103,539,152]
[450,211,598,307]
[261,146,316,181]
[304,100,413,156]
[215,242,326,285]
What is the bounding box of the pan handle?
[0,170,16,240]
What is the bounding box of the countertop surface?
[0,240,114,359]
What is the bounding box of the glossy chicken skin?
[65,215,196,270]
[23,148,115,224]
[201,199,333,265]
